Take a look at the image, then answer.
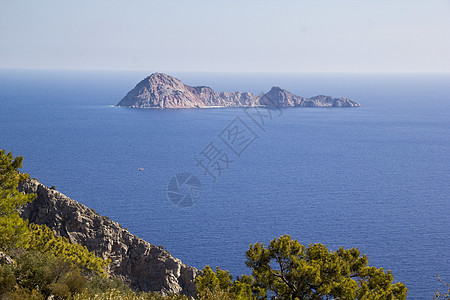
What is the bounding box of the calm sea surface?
[1,70,449,299]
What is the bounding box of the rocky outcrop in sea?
[18,179,198,297]
[116,73,361,109]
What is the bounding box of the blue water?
[1,70,449,299]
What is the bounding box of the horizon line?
[1,67,450,75]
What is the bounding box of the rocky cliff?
[18,179,198,297]
[117,73,360,108]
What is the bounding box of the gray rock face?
[117,73,361,108]
[18,179,198,297]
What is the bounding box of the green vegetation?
[196,235,407,299]
[195,266,264,299]
[0,253,190,300]
[73,289,189,300]
[0,150,36,252]
[0,250,87,299]
[27,223,109,276]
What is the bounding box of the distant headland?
[116,73,361,109]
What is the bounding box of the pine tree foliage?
[245,234,407,299]
[197,235,408,299]
[0,150,36,251]
[27,223,109,276]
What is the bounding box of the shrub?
[0,263,16,295]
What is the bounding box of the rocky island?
[116,73,361,109]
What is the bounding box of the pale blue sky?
[1,0,449,72]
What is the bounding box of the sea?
[0,69,449,299]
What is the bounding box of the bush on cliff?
[0,150,36,252]
[27,223,109,276]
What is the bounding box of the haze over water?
[1,70,449,299]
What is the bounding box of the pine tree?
[0,150,36,251]
[245,234,407,299]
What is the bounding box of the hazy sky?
[1,0,449,72]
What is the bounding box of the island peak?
[117,73,360,109]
